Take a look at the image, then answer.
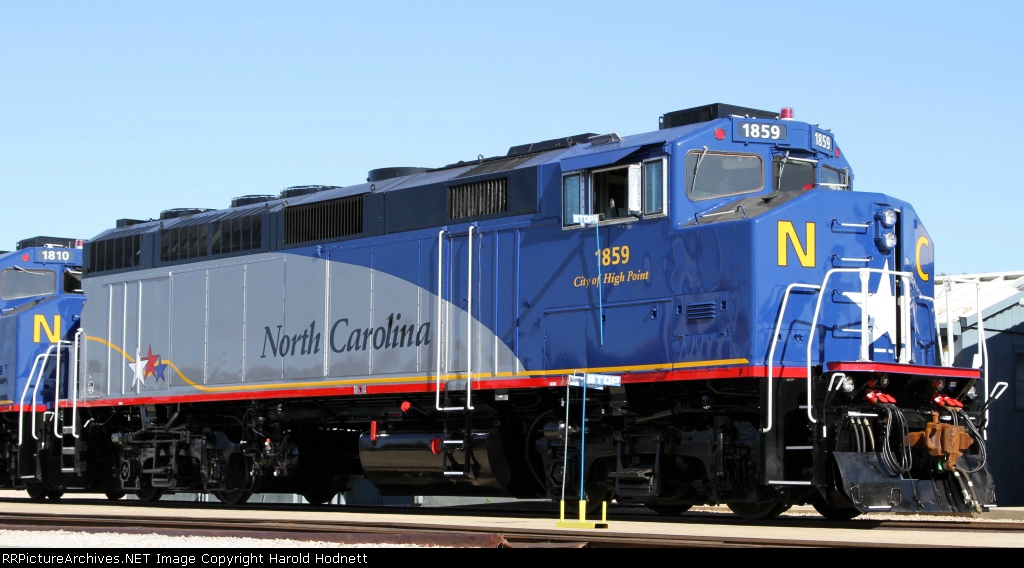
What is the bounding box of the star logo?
[128,344,167,387]
[841,259,898,359]
[141,345,160,377]
[128,349,145,389]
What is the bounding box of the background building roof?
[935,271,1024,325]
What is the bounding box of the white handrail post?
[29,345,56,442]
[435,229,446,411]
[900,275,911,363]
[72,330,82,438]
[53,340,65,437]
[764,283,821,434]
[465,225,475,411]
[945,279,954,367]
[17,352,48,445]
[859,269,870,361]
[976,281,991,437]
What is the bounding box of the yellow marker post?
[555,499,609,529]
[555,372,610,529]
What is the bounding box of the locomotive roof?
[96,118,714,240]
[85,106,816,276]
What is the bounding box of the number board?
[36,248,75,264]
[812,129,834,153]
[734,121,787,143]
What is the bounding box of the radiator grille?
[87,234,142,273]
[284,195,364,245]
[448,178,508,220]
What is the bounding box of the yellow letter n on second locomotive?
[33,314,61,344]
[777,221,816,268]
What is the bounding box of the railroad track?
[1,498,1023,548]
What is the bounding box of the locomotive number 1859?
[739,123,783,140]
[813,131,834,151]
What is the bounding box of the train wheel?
[300,475,341,505]
[26,485,47,501]
[214,489,253,506]
[727,501,790,520]
[645,503,693,516]
[46,490,65,500]
[812,500,862,521]
[105,490,127,501]
[214,453,254,505]
[137,485,163,503]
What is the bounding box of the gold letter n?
[33,314,61,343]
[777,221,815,267]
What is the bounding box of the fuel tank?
[358,429,512,496]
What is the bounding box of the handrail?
[763,283,821,433]
[695,205,747,223]
[829,219,870,229]
[939,276,995,435]
[805,267,916,424]
[53,337,63,437]
[18,346,55,445]
[435,227,476,412]
[917,294,942,366]
[977,280,989,434]
[831,255,872,264]
[435,229,446,411]
[465,225,475,411]
[71,329,83,438]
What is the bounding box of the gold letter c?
[915,236,930,282]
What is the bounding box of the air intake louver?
[686,301,717,321]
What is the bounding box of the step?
[608,468,654,480]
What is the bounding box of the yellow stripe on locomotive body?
[5,104,992,518]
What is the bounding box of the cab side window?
[772,156,816,192]
[562,157,667,227]
[0,268,56,300]
[821,166,850,190]
[686,152,762,200]
[63,269,83,294]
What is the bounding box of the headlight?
[877,208,897,228]
[876,231,897,252]
[842,377,856,394]
[966,386,978,400]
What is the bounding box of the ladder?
[434,227,478,478]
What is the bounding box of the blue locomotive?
[0,104,1003,519]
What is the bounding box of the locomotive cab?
[0,237,86,497]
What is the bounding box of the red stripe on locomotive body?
[825,361,980,379]
[0,404,48,413]
[60,362,971,409]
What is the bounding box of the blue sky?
[2,2,1021,275]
